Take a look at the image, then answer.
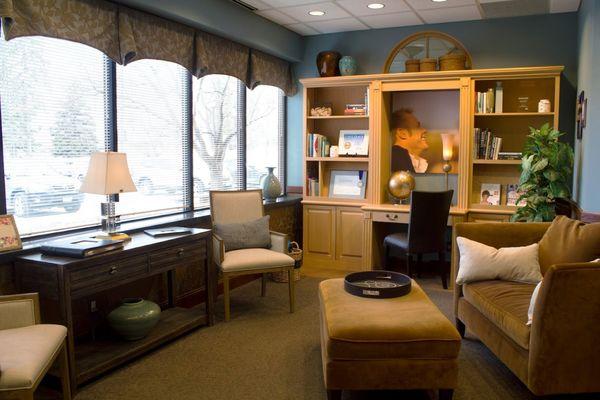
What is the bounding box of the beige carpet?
[71,276,591,400]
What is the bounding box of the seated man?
[391,108,429,174]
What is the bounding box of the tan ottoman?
[319,278,461,400]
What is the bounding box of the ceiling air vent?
[231,0,258,12]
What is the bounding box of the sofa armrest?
[212,234,225,266]
[270,231,289,253]
[528,261,600,395]
[0,293,40,330]
[453,222,550,317]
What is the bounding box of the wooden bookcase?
[300,66,563,273]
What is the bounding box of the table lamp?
[441,133,454,191]
[80,152,137,238]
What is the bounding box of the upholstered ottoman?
[319,278,461,400]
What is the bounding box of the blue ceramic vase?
[339,56,357,76]
[260,167,282,201]
[107,298,161,341]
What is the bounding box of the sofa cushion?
[538,216,600,275]
[220,248,294,272]
[319,279,461,361]
[0,324,66,390]
[462,281,535,350]
[213,215,271,251]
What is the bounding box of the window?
[246,85,285,189]
[0,36,287,237]
[117,60,188,218]
[0,36,108,236]
[192,75,243,208]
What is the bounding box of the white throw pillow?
[527,280,542,326]
[456,236,543,285]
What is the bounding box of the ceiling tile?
[418,5,481,23]
[336,0,411,16]
[405,0,475,10]
[285,23,322,35]
[263,0,324,7]
[306,17,369,33]
[361,11,423,28]
[238,0,272,10]
[550,0,580,13]
[280,2,351,22]
[256,9,299,24]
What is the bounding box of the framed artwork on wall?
[577,90,587,140]
[0,214,22,252]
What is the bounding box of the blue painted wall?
[575,0,600,212]
[286,13,579,187]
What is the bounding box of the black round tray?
[344,270,411,299]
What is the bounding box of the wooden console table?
[15,228,213,390]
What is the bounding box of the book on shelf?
[306,133,330,157]
[498,151,523,160]
[307,178,319,196]
[473,128,503,160]
[480,183,501,206]
[506,184,526,206]
[344,103,367,115]
[476,83,503,113]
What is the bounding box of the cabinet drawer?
[70,255,148,295]
[372,211,409,224]
[149,241,206,272]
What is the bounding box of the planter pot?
[260,167,282,201]
[316,51,341,77]
[339,56,357,76]
[107,298,161,341]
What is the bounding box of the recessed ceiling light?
[367,3,385,9]
[431,0,447,2]
[308,10,325,16]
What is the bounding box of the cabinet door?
[303,205,335,260]
[335,207,364,266]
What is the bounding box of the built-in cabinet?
[301,66,563,273]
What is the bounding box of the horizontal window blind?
[116,60,187,219]
[192,75,243,208]
[0,35,107,236]
[246,85,285,189]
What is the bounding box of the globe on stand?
[387,170,415,204]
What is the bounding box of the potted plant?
[512,123,574,222]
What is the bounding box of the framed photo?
[0,214,22,252]
[338,130,369,156]
[577,90,587,140]
[329,170,367,199]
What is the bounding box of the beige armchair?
[0,293,71,400]
[210,190,296,322]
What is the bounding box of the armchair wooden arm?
[270,231,289,253]
[527,261,600,395]
[0,292,40,330]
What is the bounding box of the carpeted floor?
[71,276,588,400]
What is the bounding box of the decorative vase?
[339,56,357,76]
[107,298,161,341]
[260,167,282,201]
[316,51,341,77]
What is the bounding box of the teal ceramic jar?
[107,298,161,341]
[339,56,357,76]
[260,167,282,201]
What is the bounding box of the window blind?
[116,60,187,218]
[0,35,107,236]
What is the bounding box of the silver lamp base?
[101,200,121,235]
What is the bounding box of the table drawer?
[70,254,149,294]
[149,240,206,271]
[372,211,409,224]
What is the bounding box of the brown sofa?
[453,222,600,396]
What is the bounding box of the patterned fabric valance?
[118,6,194,71]
[194,30,250,86]
[0,0,120,62]
[250,50,296,96]
[0,0,297,96]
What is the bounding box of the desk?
[362,204,467,288]
[15,229,213,390]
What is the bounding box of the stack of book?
[474,128,503,160]
[307,133,330,157]
[476,90,495,113]
[344,104,367,115]
[498,151,522,160]
[307,178,319,196]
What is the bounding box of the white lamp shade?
[441,133,454,161]
[80,152,137,195]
